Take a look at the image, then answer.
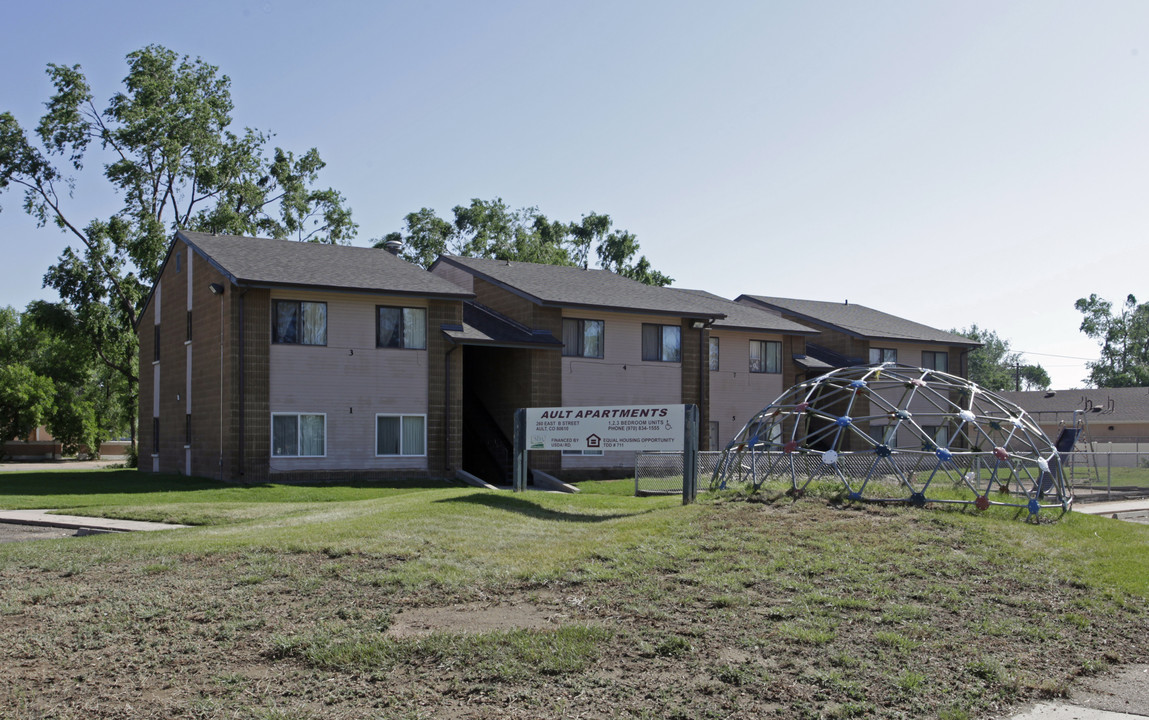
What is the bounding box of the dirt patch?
[387,601,561,637]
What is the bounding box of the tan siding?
[708,329,786,449]
[561,310,683,470]
[268,289,429,472]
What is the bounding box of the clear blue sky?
[3,1,1147,388]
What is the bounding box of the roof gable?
[667,288,817,335]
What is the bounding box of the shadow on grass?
[0,470,450,497]
[435,492,652,523]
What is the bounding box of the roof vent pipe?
[383,239,403,256]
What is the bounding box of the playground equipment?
[711,364,1072,517]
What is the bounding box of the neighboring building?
[735,296,982,450]
[137,231,473,482]
[998,387,1149,450]
[666,289,820,450]
[3,426,130,461]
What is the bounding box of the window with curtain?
[869,347,897,364]
[561,318,604,358]
[709,337,719,371]
[641,324,681,362]
[377,306,427,349]
[376,415,426,456]
[273,301,327,345]
[749,340,781,373]
[272,413,325,457]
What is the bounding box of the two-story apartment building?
[138,231,473,482]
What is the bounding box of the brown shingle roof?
[179,231,471,299]
[432,255,724,319]
[737,295,979,347]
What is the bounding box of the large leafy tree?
[1,45,356,445]
[1075,293,1149,387]
[953,325,1050,391]
[377,198,672,286]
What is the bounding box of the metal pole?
[513,409,527,492]
[683,404,699,505]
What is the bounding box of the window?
[175,252,182,273]
[749,340,781,373]
[186,310,193,343]
[922,351,948,372]
[377,306,427,349]
[641,323,681,362]
[869,347,897,364]
[272,413,326,457]
[562,318,604,358]
[153,325,161,362]
[709,420,721,451]
[922,425,948,450]
[376,415,426,456]
[709,337,719,371]
[562,449,604,456]
[273,301,327,345]
[868,424,894,444]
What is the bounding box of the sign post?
[683,404,698,505]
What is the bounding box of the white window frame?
[271,412,327,458]
[375,413,428,457]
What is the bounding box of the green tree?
[376,199,672,286]
[953,325,1050,391]
[1075,293,1149,387]
[1,45,355,447]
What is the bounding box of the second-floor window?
[274,301,327,345]
[922,350,948,372]
[562,318,604,358]
[870,347,897,364]
[377,306,427,349]
[749,340,781,373]
[642,323,681,362]
[709,337,719,371]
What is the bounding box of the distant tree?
[0,303,128,457]
[0,45,355,447]
[1075,293,1149,387]
[376,199,673,286]
[953,325,1050,391]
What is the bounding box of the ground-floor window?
[561,449,604,456]
[272,413,326,457]
[376,414,426,456]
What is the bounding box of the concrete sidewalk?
[1004,664,1149,719]
[0,509,188,532]
[1074,499,1149,520]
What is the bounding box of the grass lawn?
[1,470,1147,719]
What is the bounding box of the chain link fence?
[636,450,1149,503]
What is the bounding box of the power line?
[1013,350,1095,361]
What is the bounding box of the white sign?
[525,404,684,452]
